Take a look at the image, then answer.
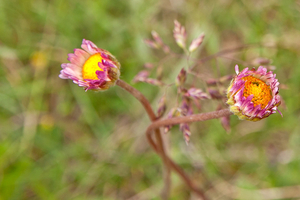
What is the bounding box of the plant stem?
[116,79,157,120]
[146,109,232,199]
[147,109,232,133]
[116,79,171,199]
[116,80,231,199]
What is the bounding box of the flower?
[59,39,120,91]
[227,65,282,121]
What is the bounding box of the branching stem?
[116,79,232,200]
[116,79,171,199]
[146,109,232,199]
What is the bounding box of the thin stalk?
[116,79,157,120]
[146,109,232,199]
[147,109,232,132]
[116,80,231,199]
[116,79,171,199]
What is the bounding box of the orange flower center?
[82,53,103,80]
[242,76,272,108]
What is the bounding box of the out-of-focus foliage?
[0,0,299,199]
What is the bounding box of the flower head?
[227,65,282,121]
[173,20,187,50]
[59,39,120,91]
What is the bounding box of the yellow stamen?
[242,76,272,108]
[82,53,103,80]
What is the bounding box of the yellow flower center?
[242,76,272,108]
[82,53,103,80]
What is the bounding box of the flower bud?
[188,33,205,52]
[173,20,187,50]
[176,68,187,87]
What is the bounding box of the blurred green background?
[0,0,300,199]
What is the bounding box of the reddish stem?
[146,109,232,199]
[116,80,232,199]
[116,79,171,199]
[147,109,232,133]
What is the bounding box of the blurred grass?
[0,0,300,199]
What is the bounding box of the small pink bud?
[180,123,191,144]
[151,31,164,47]
[132,70,149,83]
[188,33,205,52]
[144,78,164,86]
[185,88,210,100]
[180,98,193,116]
[176,68,187,86]
[148,30,170,54]
[144,39,159,49]
[157,95,166,119]
[173,20,187,50]
[208,88,222,99]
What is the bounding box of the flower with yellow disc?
[227,65,282,121]
[59,39,120,91]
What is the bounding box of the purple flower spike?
[188,33,205,52]
[176,68,187,86]
[151,31,164,47]
[180,123,191,144]
[227,65,281,121]
[144,39,159,49]
[185,88,210,100]
[157,95,166,119]
[59,39,121,91]
[173,20,187,50]
[132,70,149,83]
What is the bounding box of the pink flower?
[59,39,120,91]
[227,65,282,121]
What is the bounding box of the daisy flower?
[227,65,282,121]
[59,39,120,91]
